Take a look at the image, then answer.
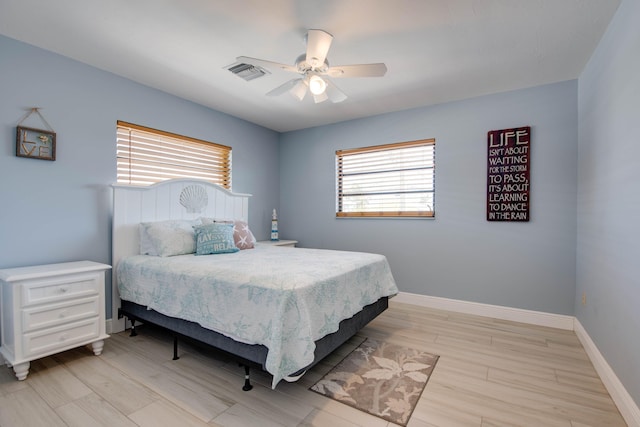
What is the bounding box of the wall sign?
[487,126,530,221]
[16,126,56,161]
[15,108,56,161]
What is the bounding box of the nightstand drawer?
[23,318,100,359]
[22,275,100,307]
[22,296,100,332]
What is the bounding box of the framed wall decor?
[16,126,56,161]
[486,126,531,221]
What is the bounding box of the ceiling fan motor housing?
[295,53,329,74]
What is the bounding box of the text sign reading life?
[487,126,530,221]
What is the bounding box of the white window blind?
[116,121,231,188]
[336,139,435,218]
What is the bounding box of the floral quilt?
[117,245,398,388]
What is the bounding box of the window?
[116,121,231,188]
[336,139,435,218]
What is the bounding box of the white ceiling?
[0,0,620,132]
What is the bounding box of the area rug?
[310,339,439,426]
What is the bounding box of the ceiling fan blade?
[290,79,308,101]
[266,78,302,96]
[326,63,387,78]
[236,56,298,73]
[306,29,333,69]
[312,92,329,104]
[325,79,347,103]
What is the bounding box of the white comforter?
[117,245,398,387]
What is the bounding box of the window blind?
[336,139,435,218]
[116,121,231,188]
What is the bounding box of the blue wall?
[280,80,578,315]
[0,35,280,317]
[577,0,640,406]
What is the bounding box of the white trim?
[394,291,640,427]
[394,291,574,330]
[574,319,640,427]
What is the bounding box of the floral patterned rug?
[310,339,439,426]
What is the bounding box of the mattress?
[117,245,398,387]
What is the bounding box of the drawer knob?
[59,311,67,318]
[59,287,68,293]
[60,334,67,342]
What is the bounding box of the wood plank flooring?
[0,301,627,426]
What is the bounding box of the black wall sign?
[487,126,531,221]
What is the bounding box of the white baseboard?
[394,292,574,330]
[394,291,640,427]
[574,319,640,427]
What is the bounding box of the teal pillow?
[193,223,239,255]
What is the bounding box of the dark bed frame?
[118,296,389,390]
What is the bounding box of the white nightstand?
[256,240,298,247]
[0,260,111,380]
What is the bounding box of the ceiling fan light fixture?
[309,74,327,95]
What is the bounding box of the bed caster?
[129,319,138,337]
[241,365,253,391]
[173,336,180,360]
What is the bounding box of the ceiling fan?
[237,29,387,104]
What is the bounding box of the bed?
[111,179,398,389]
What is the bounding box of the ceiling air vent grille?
[225,62,270,81]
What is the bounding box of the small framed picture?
[16,126,56,161]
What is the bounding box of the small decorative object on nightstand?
[257,240,298,248]
[271,209,279,241]
[0,261,111,380]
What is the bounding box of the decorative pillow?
[233,220,256,249]
[200,217,255,250]
[193,223,239,255]
[139,219,200,257]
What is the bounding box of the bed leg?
[241,365,253,391]
[129,319,138,337]
[173,336,180,360]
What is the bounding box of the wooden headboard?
[111,178,251,332]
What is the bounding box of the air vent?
[225,62,270,81]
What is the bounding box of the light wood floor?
[0,301,627,427]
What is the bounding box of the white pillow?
[139,219,201,257]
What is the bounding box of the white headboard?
[111,179,251,332]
